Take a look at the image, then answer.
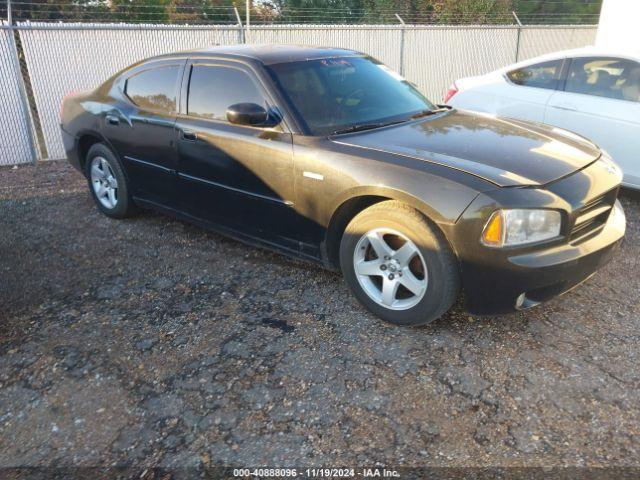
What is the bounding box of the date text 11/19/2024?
[233,468,401,477]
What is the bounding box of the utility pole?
[7,0,12,25]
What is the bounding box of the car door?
[104,59,185,206]
[490,59,565,122]
[545,56,640,188]
[174,59,298,251]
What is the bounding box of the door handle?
[181,130,198,141]
[553,104,577,112]
[105,114,120,125]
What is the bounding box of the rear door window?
[125,65,181,114]
[507,60,563,90]
[564,57,640,102]
[187,65,267,121]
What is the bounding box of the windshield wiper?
[410,106,452,119]
[331,119,406,136]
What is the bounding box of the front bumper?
[460,200,625,315]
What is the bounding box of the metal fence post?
[233,4,244,43]
[512,11,522,62]
[395,13,405,76]
[245,0,250,42]
[6,0,39,163]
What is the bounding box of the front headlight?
[481,209,562,248]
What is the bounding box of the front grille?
[569,188,618,244]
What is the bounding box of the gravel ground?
[1,160,639,470]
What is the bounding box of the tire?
[339,200,460,326]
[84,143,136,218]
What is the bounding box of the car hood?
[331,110,601,187]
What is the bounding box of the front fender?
[326,180,480,229]
[293,136,492,229]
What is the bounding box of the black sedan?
[60,45,626,326]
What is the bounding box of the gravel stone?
[145,394,184,419]
[135,338,156,351]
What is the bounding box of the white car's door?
[452,59,564,122]
[545,56,640,188]
[496,59,565,122]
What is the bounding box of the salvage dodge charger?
[60,45,626,326]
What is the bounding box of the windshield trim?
[329,105,454,136]
[327,108,454,138]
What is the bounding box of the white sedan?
[445,47,640,189]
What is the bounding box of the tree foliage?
[8,0,602,24]
[514,0,602,23]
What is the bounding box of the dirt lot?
[1,160,639,470]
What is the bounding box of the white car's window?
[506,60,562,90]
[565,57,640,102]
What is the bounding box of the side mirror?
[226,103,269,126]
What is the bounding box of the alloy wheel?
[90,156,118,209]
[353,228,428,310]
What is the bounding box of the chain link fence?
[516,26,597,61]
[18,23,242,160]
[0,21,36,165]
[1,21,597,166]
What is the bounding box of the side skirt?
[132,196,326,268]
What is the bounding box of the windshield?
[266,56,436,136]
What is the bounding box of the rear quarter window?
[125,65,181,114]
[506,60,563,90]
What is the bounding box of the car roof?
[495,46,640,73]
[543,46,639,61]
[149,44,364,66]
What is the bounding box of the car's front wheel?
[340,200,460,326]
[85,143,136,218]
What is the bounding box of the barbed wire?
[4,0,602,9]
[0,0,601,26]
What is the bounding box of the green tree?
[165,0,239,24]
[7,0,603,25]
[107,0,170,23]
[276,0,366,24]
[353,0,513,24]
[436,0,513,24]
[11,0,110,23]
[513,0,602,24]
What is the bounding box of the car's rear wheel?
[339,200,460,326]
[85,143,136,218]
